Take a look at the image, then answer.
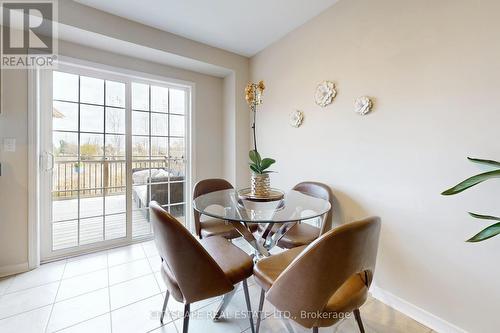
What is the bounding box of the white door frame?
[29,56,195,263]
[28,68,41,269]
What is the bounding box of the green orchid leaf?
[262,170,276,174]
[249,150,261,165]
[255,151,262,164]
[466,222,500,242]
[441,169,500,195]
[249,163,260,170]
[249,164,261,174]
[468,212,500,221]
[467,157,500,169]
[260,158,276,171]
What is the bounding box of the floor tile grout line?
[44,259,67,333]
[64,244,149,270]
[1,263,150,303]
[2,273,19,296]
[61,267,108,281]
[65,254,147,277]
[61,257,150,286]
[106,249,113,333]
[2,279,63,297]
[0,303,54,322]
[1,262,67,296]
[1,246,156,297]
[53,286,109,306]
[107,255,149,268]
[49,290,166,333]
[51,311,112,333]
[1,276,14,292]
[44,271,156,308]
[144,248,162,292]
[144,318,179,333]
[110,292,166,314]
[47,289,165,332]
[109,270,154,287]
[108,256,150,269]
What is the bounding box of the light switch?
[3,138,16,152]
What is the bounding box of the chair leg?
[243,279,256,333]
[256,288,265,333]
[213,285,238,321]
[312,327,318,333]
[160,290,170,324]
[182,303,190,333]
[282,318,295,333]
[353,309,365,333]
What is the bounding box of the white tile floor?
[0,240,433,333]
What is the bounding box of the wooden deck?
[51,195,184,251]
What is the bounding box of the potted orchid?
[245,81,276,198]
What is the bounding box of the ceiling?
[74,0,339,57]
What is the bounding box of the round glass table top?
[193,189,331,223]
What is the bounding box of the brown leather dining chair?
[254,217,381,333]
[193,178,257,239]
[277,181,335,249]
[149,201,256,333]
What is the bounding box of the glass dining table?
[193,188,332,258]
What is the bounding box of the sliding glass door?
[131,82,187,238]
[41,63,190,260]
[50,71,127,250]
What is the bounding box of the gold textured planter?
[251,172,271,198]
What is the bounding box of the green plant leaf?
[466,222,500,242]
[260,158,276,171]
[249,150,261,165]
[467,157,500,169]
[249,164,261,174]
[441,169,500,195]
[468,212,500,221]
[249,162,259,170]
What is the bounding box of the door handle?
[45,151,55,171]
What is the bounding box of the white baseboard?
[370,285,467,333]
[0,262,29,278]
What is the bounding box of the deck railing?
[52,157,183,200]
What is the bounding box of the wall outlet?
[3,138,16,152]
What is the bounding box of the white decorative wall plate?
[315,81,336,107]
[289,110,304,128]
[354,96,373,115]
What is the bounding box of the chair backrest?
[266,217,381,328]
[150,201,234,303]
[292,181,335,234]
[192,178,234,237]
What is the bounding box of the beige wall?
[250,0,500,332]
[0,69,29,273]
[0,41,225,274]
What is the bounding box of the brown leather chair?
[254,217,381,333]
[277,181,335,249]
[150,202,256,333]
[193,178,257,239]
